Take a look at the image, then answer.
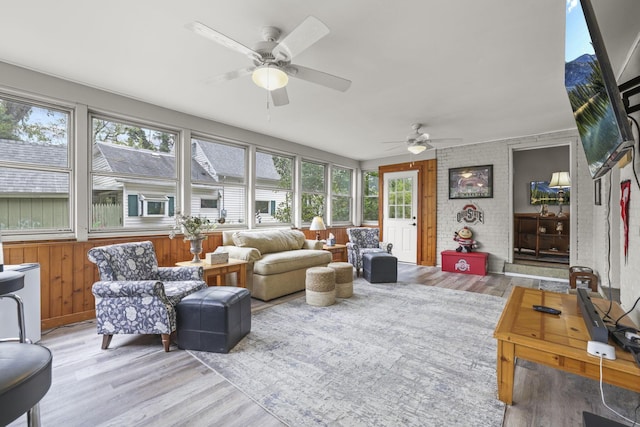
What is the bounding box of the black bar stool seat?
[0,342,52,426]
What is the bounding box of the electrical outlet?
[587,341,616,360]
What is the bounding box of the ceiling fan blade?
[287,64,351,92]
[427,137,464,144]
[270,87,290,106]
[204,67,255,84]
[186,21,260,60]
[272,16,330,61]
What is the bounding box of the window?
[0,94,71,234]
[139,194,170,217]
[200,198,218,209]
[331,166,352,223]
[91,115,177,231]
[191,137,246,226]
[301,160,326,223]
[363,171,379,223]
[255,150,293,225]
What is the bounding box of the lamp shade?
[309,216,326,231]
[252,65,288,91]
[407,144,427,155]
[549,171,571,188]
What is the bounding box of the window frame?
[254,149,295,227]
[362,169,380,225]
[330,165,353,225]
[191,135,248,228]
[300,159,327,225]
[0,92,74,238]
[89,113,180,235]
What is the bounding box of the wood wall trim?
[4,227,352,329]
[379,159,437,266]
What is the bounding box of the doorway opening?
[512,146,570,266]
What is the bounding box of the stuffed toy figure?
[453,226,478,253]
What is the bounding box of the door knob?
[411,223,416,226]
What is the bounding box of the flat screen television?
[564,0,635,179]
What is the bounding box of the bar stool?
[569,266,598,292]
[0,271,52,426]
[0,270,27,343]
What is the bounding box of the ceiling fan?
[186,16,352,106]
[383,123,461,154]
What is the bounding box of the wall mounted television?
[529,181,571,205]
[564,0,635,179]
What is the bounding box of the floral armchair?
[346,228,393,276]
[87,241,206,352]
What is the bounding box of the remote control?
[532,305,561,315]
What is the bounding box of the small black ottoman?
[363,252,398,283]
[176,286,251,353]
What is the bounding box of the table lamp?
[549,171,571,217]
[309,216,326,240]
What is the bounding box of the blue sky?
[565,0,595,62]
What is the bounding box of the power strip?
[587,341,616,360]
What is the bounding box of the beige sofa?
[217,229,332,301]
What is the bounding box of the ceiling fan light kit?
[252,65,288,90]
[407,144,427,154]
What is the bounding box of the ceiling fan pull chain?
[266,90,271,122]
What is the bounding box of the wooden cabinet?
[514,214,569,262]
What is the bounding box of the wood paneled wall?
[4,226,352,329]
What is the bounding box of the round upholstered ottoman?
[327,262,354,298]
[305,267,336,306]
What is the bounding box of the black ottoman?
[176,286,251,353]
[363,252,398,283]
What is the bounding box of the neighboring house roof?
[0,139,68,167]
[95,142,216,183]
[0,140,221,195]
[255,150,282,181]
[193,139,281,182]
[0,139,68,194]
[195,139,246,179]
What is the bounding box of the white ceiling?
[0,1,638,161]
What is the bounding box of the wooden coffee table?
[493,286,640,404]
[176,259,248,288]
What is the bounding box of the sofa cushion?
[253,250,332,276]
[232,229,306,255]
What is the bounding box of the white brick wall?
[615,110,640,325]
[437,140,510,273]
[436,130,594,275]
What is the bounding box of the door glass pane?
[387,177,413,220]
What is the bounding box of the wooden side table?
[176,259,248,288]
[323,244,347,262]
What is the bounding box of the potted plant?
[170,212,216,263]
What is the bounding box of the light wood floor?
[7,264,640,426]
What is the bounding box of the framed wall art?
[448,165,493,199]
[529,181,571,205]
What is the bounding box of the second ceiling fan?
[384,123,462,154]
[186,16,352,106]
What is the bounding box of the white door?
[383,170,418,263]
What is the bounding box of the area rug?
[190,282,507,426]
[539,280,570,293]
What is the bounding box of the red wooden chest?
[441,250,488,276]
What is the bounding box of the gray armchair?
[87,241,206,352]
[346,228,393,276]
